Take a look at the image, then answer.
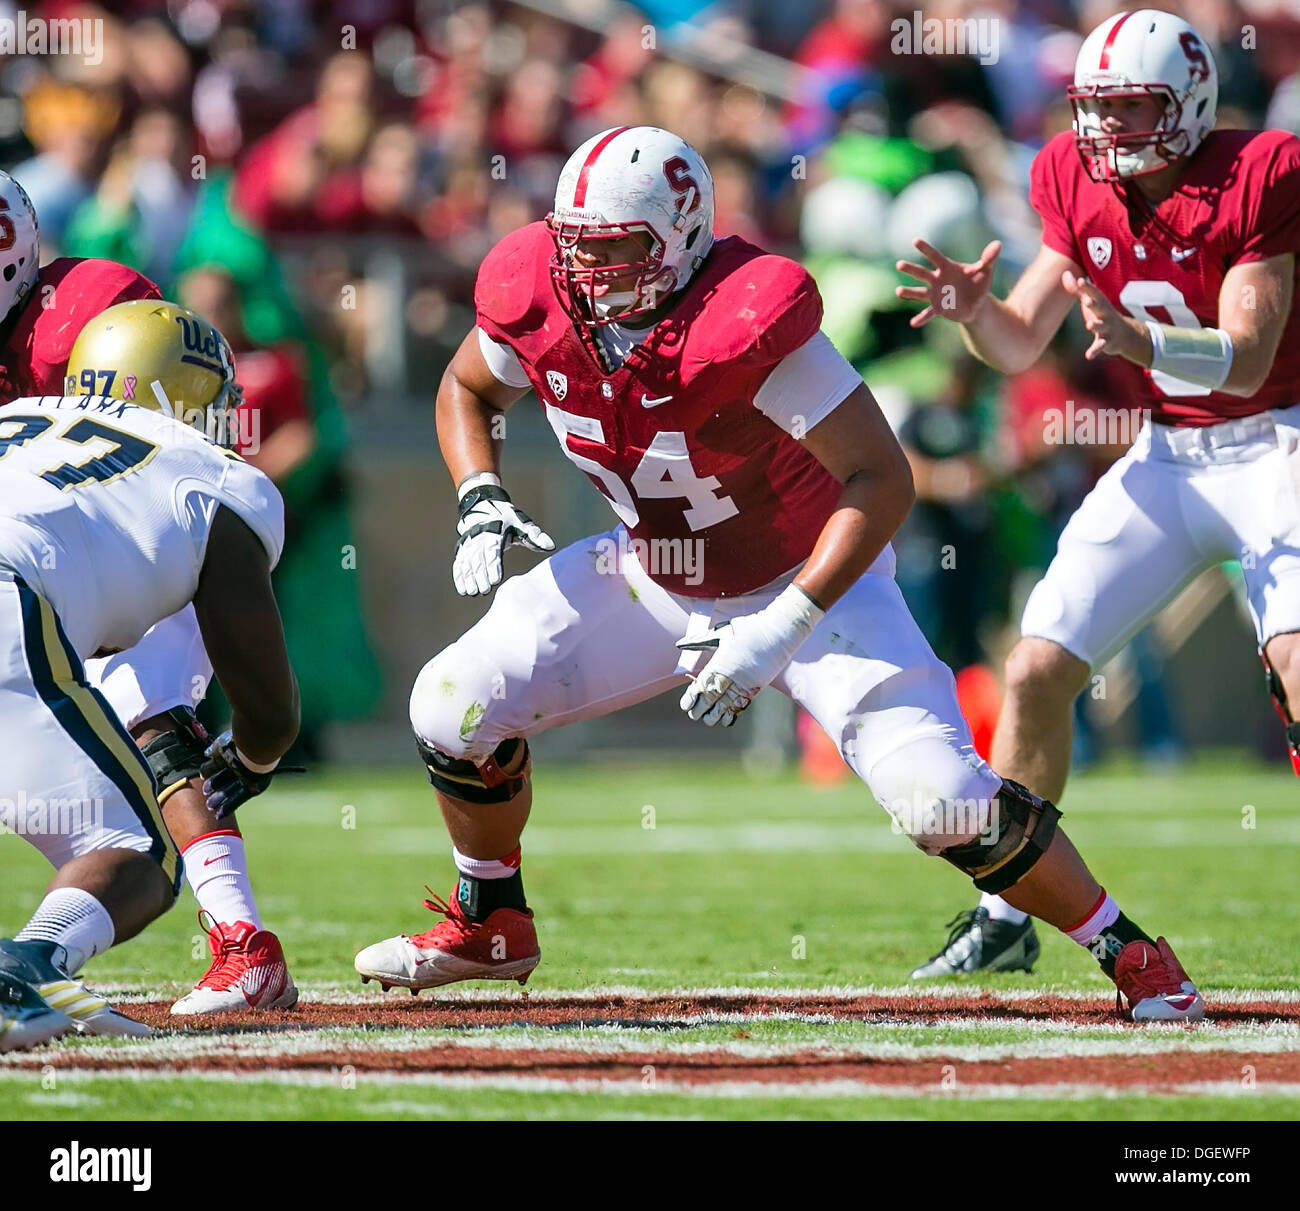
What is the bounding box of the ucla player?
[0,169,297,1015]
[0,301,298,1051]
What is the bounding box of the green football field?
[1,753,1298,1121]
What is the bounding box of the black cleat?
[909,907,1040,980]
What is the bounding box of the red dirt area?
[118,991,1300,1033]
[19,1043,1299,1091]
[8,994,1294,1090]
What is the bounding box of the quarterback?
[899,10,1300,977]
[356,124,1201,1021]
[0,169,297,1014]
[0,299,298,1050]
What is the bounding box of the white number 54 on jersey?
[545,404,739,531]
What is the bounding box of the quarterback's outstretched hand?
[1062,272,1148,362]
[676,585,825,727]
[896,238,1002,328]
[453,478,555,596]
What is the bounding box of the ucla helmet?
[66,300,243,445]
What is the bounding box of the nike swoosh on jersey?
[641,394,673,408]
[1171,248,1196,262]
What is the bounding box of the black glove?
[199,730,276,819]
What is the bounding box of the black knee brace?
[939,779,1062,894]
[417,736,530,804]
[139,707,210,806]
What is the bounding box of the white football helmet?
[1069,9,1218,182]
[0,170,39,320]
[548,125,714,325]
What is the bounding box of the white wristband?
[1145,322,1234,391]
[457,471,503,501]
[235,747,280,775]
[768,583,827,639]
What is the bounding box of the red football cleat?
[354,886,540,991]
[1113,936,1204,1022]
[171,914,298,1015]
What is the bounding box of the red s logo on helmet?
[663,157,701,214]
[1179,32,1210,82]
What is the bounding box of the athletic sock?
[453,845,526,922]
[14,888,115,975]
[979,892,1029,926]
[183,829,264,930]
[1063,890,1154,979]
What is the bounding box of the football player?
[898,9,1299,979]
[0,170,297,1013]
[355,125,1201,1021]
[0,300,297,1051]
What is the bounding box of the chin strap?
[1261,652,1300,778]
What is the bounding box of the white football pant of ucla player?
[85,605,212,732]
[0,572,178,881]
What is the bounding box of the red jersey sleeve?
[1029,133,1083,264]
[26,258,161,395]
[743,257,823,367]
[1232,132,1300,266]
[474,222,553,345]
[687,252,823,375]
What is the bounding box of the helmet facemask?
[547,127,715,335]
[201,338,245,450]
[1068,84,1190,182]
[547,215,674,326]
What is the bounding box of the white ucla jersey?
[0,394,283,658]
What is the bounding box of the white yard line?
[1,1066,1296,1102]
[3,1020,1299,1066]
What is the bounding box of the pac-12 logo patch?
[546,370,568,401]
[1087,237,1112,270]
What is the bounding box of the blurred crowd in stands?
[3,0,1297,758]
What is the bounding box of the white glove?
[452,473,555,596]
[676,584,825,727]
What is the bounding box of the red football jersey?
[1031,129,1300,426]
[0,258,162,402]
[475,222,843,597]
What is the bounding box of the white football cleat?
[355,888,540,991]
